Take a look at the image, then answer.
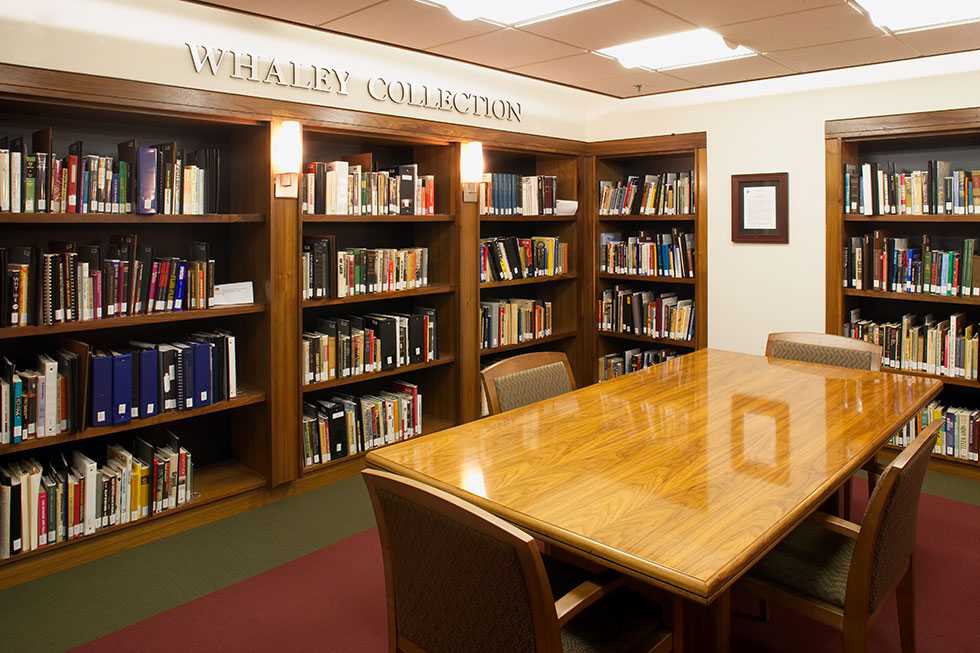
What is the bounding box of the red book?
[67,154,79,213]
[155,259,170,312]
[38,484,47,546]
[147,260,160,313]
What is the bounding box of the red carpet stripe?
[75,490,980,652]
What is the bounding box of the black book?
[502,237,523,279]
[0,467,21,555]
[314,162,327,214]
[414,307,437,360]
[364,315,396,370]
[315,399,349,460]
[397,164,417,215]
[407,313,424,364]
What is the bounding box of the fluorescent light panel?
[599,29,756,71]
[423,0,610,26]
[854,0,980,33]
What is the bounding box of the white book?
[861,163,873,215]
[72,451,98,535]
[27,462,41,550]
[38,354,59,436]
[327,161,349,214]
[0,148,9,211]
[225,333,237,398]
[107,445,134,524]
[10,151,21,213]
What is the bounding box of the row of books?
[301,236,429,300]
[0,131,221,215]
[598,348,679,382]
[477,174,557,216]
[301,381,421,467]
[843,309,978,380]
[1,238,216,328]
[598,230,695,278]
[597,288,695,341]
[843,233,980,296]
[843,161,980,216]
[598,172,695,216]
[479,236,567,283]
[301,161,435,216]
[0,330,237,444]
[300,309,438,385]
[479,299,553,351]
[892,402,979,461]
[0,433,193,559]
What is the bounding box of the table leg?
[682,590,731,653]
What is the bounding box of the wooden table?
[366,349,941,651]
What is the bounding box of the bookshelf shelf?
[302,214,454,223]
[843,288,980,306]
[479,330,577,357]
[599,273,696,285]
[0,389,267,456]
[0,461,265,569]
[479,215,577,222]
[302,356,456,393]
[480,273,577,289]
[299,416,454,477]
[302,285,455,308]
[0,213,265,224]
[842,213,980,223]
[598,214,697,222]
[883,443,979,469]
[885,368,979,390]
[0,304,265,340]
[597,331,697,349]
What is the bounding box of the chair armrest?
[554,576,625,627]
[808,511,861,539]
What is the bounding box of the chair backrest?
[845,419,940,616]
[362,469,562,653]
[481,352,575,415]
[765,332,882,371]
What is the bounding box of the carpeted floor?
[69,481,980,653]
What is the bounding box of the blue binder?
[137,348,158,418]
[90,352,112,427]
[110,350,132,425]
[191,340,212,408]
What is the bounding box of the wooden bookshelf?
[301,356,456,393]
[479,329,577,357]
[302,213,454,223]
[479,215,577,222]
[826,107,980,474]
[0,304,265,340]
[585,134,709,382]
[480,273,576,289]
[0,212,265,224]
[302,284,454,308]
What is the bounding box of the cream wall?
[0,0,602,140]
[590,53,980,354]
[6,0,980,354]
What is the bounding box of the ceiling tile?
[894,21,980,57]
[428,28,587,70]
[580,69,692,97]
[716,4,880,52]
[520,0,694,51]
[205,0,380,25]
[512,53,629,84]
[324,0,498,49]
[768,35,919,72]
[665,55,792,85]
[645,0,844,28]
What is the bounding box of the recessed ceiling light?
[421,0,616,27]
[853,0,980,33]
[598,28,756,72]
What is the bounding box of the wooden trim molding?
[826,106,980,140]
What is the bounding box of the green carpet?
[1,469,979,653]
[0,475,374,653]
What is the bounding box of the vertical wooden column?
[578,155,597,384]
[458,176,480,423]
[267,118,302,485]
[696,147,709,349]
[824,138,844,335]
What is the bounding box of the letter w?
[187,43,227,75]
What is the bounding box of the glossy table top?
[366,349,941,602]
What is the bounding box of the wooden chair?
[738,419,941,653]
[765,331,882,372]
[766,331,885,517]
[363,469,673,653]
[481,351,575,415]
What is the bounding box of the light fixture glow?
[271,120,302,199]
[854,0,980,33]
[425,0,609,27]
[460,141,484,203]
[598,28,756,71]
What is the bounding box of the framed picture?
[731,173,788,244]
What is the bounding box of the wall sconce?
[460,141,484,203]
[272,120,302,199]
